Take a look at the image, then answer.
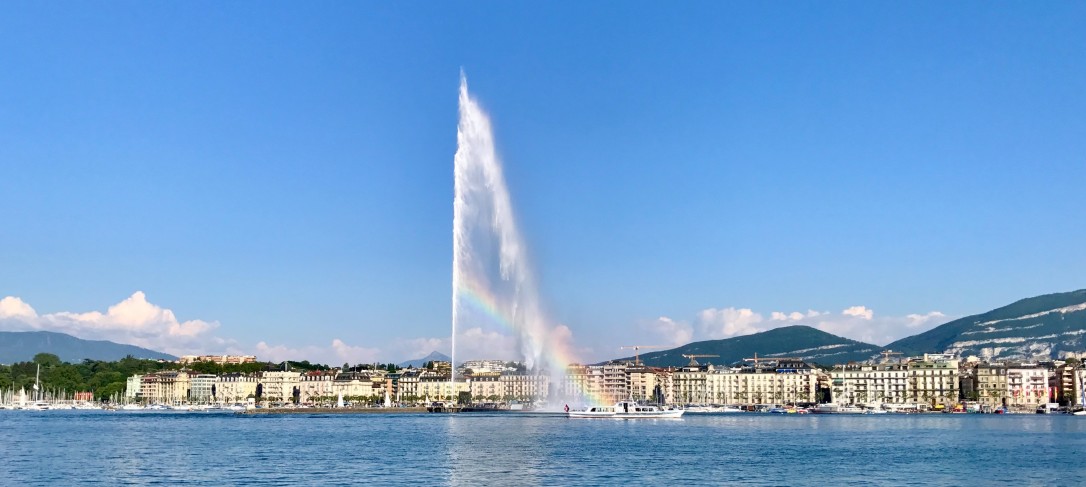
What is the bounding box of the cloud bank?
[646,304,950,347]
[0,292,382,365]
[0,292,226,356]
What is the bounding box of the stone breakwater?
[240,407,428,415]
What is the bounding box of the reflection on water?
[3,411,1086,486]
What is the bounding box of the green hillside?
[885,289,1086,360]
[615,325,883,367]
[0,331,176,364]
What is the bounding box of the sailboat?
[1074,374,1086,416]
[28,364,50,410]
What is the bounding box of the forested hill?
[0,331,176,364]
[614,325,883,367]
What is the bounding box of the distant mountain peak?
[398,350,451,368]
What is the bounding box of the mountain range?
[0,331,177,364]
[4,289,1084,367]
[885,289,1086,361]
[612,289,1086,367]
[398,351,452,369]
[613,325,883,367]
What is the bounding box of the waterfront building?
[1006,364,1049,410]
[556,362,629,404]
[161,371,192,405]
[299,370,337,404]
[906,354,959,407]
[138,371,191,405]
[139,374,162,404]
[559,365,591,401]
[498,370,549,402]
[1074,368,1086,407]
[215,373,259,404]
[626,366,660,403]
[416,376,467,401]
[260,371,302,404]
[829,363,909,405]
[723,360,818,405]
[189,374,216,404]
[468,372,502,401]
[672,365,709,404]
[600,363,629,404]
[397,370,421,402]
[973,364,1009,408]
[331,371,376,400]
[1049,362,1076,405]
[125,374,143,402]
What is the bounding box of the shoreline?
[240,407,428,415]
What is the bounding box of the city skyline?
[2,3,1085,364]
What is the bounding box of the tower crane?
[743,353,803,369]
[682,354,720,367]
[619,345,664,366]
[880,350,903,363]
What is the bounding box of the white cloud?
[771,311,809,321]
[255,338,381,366]
[394,336,450,362]
[0,292,223,356]
[906,311,946,328]
[809,309,951,346]
[652,303,952,348]
[645,316,694,346]
[0,296,37,319]
[0,293,399,366]
[457,326,519,361]
[842,306,874,320]
[697,307,766,339]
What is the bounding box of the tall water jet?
[452,73,555,379]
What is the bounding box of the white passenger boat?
[810,404,864,414]
[568,401,683,419]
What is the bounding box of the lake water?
[3,411,1086,485]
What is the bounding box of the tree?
[33,353,62,367]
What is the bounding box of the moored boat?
[568,401,683,419]
[810,404,865,414]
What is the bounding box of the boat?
[426,401,462,413]
[810,404,865,414]
[1076,378,1086,416]
[460,402,512,413]
[568,401,683,419]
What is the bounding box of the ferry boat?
[809,404,864,414]
[426,401,463,413]
[568,401,683,419]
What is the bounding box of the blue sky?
[1,2,1084,364]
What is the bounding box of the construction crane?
[880,350,903,363]
[619,345,664,366]
[682,354,720,367]
[743,353,803,368]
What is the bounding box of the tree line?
[0,353,392,402]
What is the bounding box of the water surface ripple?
[3,411,1085,486]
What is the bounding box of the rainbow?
[454,275,611,406]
